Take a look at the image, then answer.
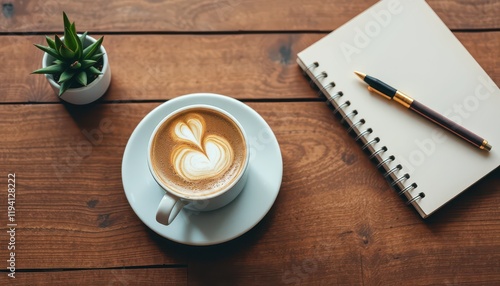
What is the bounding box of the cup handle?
[156,193,187,225]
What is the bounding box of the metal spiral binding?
[407,192,425,205]
[369,146,387,160]
[340,110,358,124]
[391,173,409,186]
[347,119,365,133]
[302,62,424,206]
[306,62,319,72]
[398,183,417,196]
[325,81,336,89]
[384,164,402,178]
[326,91,343,104]
[355,128,372,141]
[333,101,350,115]
[377,155,395,169]
[361,136,379,150]
[320,82,336,98]
[315,72,328,81]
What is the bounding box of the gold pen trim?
[354,71,491,152]
[367,86,392,100]
[480,140,492,151]
[393,91,413,109]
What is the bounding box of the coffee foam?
[172,134,234,181]
[150,108,247,198]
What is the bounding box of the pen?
[354,71,492,151]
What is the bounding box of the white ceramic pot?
[42,35,111,105]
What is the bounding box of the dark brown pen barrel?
[410,100,485,148]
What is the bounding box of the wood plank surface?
[0,0,498,32]
[0,103,187,269]
[1,0,500,284]
[1,32,499,103]
[1,102,499,284]
[0,268,186,285]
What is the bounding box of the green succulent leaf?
[63,12,71,32]
[80,60,97,69]
[33,12,106,95]
[55,35,63,51]
[63,21,70,47]
[31,63,66,75]
[45,36,56,50]
[59,79,74,96]
[70,21,77,36]
[79,31,88,47]
[33,44,64,61]
[74,31,83,59]
[76,71,87,86]
[58,69,76,83]
[87,66,102,75]
[64,27,79,52]
[79,32,88,45]
[83,36,103,59]
[90,52,104,61]
[59,43,76,59]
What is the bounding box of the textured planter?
[42,35,111,105]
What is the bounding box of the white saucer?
[122,93,283,246]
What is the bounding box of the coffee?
[150,107,247,198]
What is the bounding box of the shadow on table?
[148,199,277,249]
[423,166,500,227]
[145,198,280,282]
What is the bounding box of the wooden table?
[1,0,499,284]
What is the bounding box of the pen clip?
[368,86,392,100]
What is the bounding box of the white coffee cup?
[148,104,250,225]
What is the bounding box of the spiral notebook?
[297,0,500,218]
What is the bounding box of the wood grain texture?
[1,0,499,284]
[0,103,187,269]
[1,32,499,103]
[0,0,498,32]
[0,102,499,284]
[0,268,186,285]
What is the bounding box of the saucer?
[122,93,283,245]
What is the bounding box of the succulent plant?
[32,12,105,96]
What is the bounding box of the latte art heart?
[150,107,247,197]
[171,115,233,181]
[174,116,204,149]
